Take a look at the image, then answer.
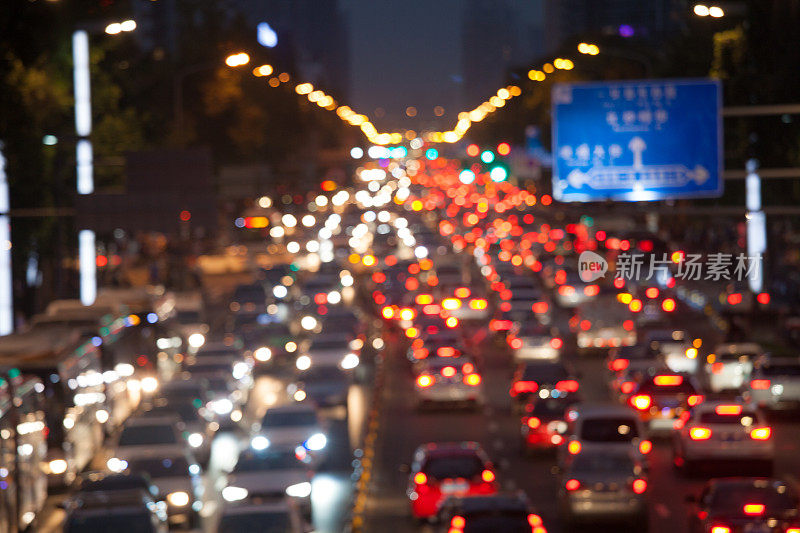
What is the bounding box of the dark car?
[436,493,546,533]
[510,362,579,411]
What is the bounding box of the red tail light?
[727,293,742,305]
[413,472,427,485]
[567,441,581,455]
[631,394,652,410]
[455,287,471,298]
[441,366,457,378]
[715,405,742,415]
[464,373,481,386]
[526,417,541,429]
[689,427,712,440]
[555,380,579,393]
[687,394,704,407]
[620,381,635,394]
[750,379,770,390]
[437,346,457,357]
[622,319,634,331]
[584,284,599,297]
[565,479,580,491]
[743,503,765,516]
[416,375,434,388]
[710,526,731,533]
[550,338,563,349]
[609,358,629,372]
[645,287,659,299]
[527,513,543,527]
[750,427,771,440]
[654,375,683,386]
[511,381,538,396]
[450,515,465,528]
[559,285,575,296]
[481,469,495,483]
[532,301,549,314]
[639,440,652,455]
[314,293,327,305]
[469,298,487,310]
[490,319,513,331]
[632,479,647,494]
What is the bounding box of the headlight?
[95,409,109,424]
[296,355,312,371]
[187,432,204,448]
[210,398,233,415]
[254,347,272,362]
[141,377,158,393]
[221,486,248,502]
[293,390,307,402]
[285,481,312,498]
[301,316,318,331]
[327,291,342,304]
[114,363,134,377]
[340,353,360,370]
[188,333,205,349]
[107,457,128,473]
[273,285,288,299]
[231,409,243,422]
[285,341,298,353]
[166,491,190,507]
[304,432,327,451]
[48,459,68,475]
[251,435,270,451]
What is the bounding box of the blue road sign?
[552,79,722,202]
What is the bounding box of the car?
[436,493,547,532]
[288,366,350,408]
[509,322,562,363]
[191,370,247,427]
[250,404,328,465]
[172,291,209,353]
[561,404,652,466]
[705,342,765,393]
[109,415,187,467]
[230,283,268,314]
[520,397,573,453]
[414,356,484,409]
[217,498,310,533]
[673,401,774,472]
[242,322,295,370]
[627,372,704,435]
[510,362,579,411]
[686,477,800,533]
[63,489,168,533]
[221,448,312,513]
[747,358,800,410]
[125,454,204,529]
[296,332,360,372]
[574,296,636,349]
[70,471,160,503]
[141,402,215,464]
[643,329,699,374]
[558,449,648,528]
[407,442,498,520]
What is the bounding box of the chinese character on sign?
[705,253,733,281]
[616,253,644,280]
[676,253,703,280]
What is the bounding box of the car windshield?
[422,454,483,480]
[262,411,317,427]
[128,456,191,479]
[580,418,639,442]
[218,512,290,533]
[709,484,797,513]
[119,424,176,446]
[65,512,155,532]
[462,512,530,533]
[234,450,302,472]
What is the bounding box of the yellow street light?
[543,63,554,73]
[693,4,710,16]
[252,64,273,77]
[225,52,250,67]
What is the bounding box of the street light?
[225,52,250,67]
[694,4,724,17]
[72,20,136,305]
[578,42,600,55]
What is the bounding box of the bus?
[0,372,48,531]
[0,329,106,488]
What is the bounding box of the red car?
[406,442,498,520]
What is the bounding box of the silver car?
[414,356,484,408]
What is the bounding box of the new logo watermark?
[578,251,608,282]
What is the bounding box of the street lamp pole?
[0,143,13,335]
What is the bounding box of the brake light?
[461,363,474,374]
[510,337,523,349]
[469,298,488,310]
[610,358,629,372]
[654,375,683,386]
[565,479,580,491]
[532,301,549,314]
[413,472,427,485]
[750,427,771,440]
[481,469,495,483]
[710,527,731,533]
[728,293,742,305]
[688,394,704,407]
[662,298,676,312]
[639,440,652,455]
[413,348,429,360]
[422,304,441,315]
[490,319,513,331]
[579,319,591,331]
[689,427,712,440]
[441,366,457,378]
[399,308,416,321]
[645,287,659,299]
[559,285,575,296]
[711,362,723,374]
[631,395,652,410]
[511,381,538,396]
[314,293,327,304]
[445,317,459,328]
[416,375,433,388]
[621,381,635,394]
[714,405,742,416]
[527,513,543,527]
[584,284,599,297]
[527,417,541,429]
[743,503,765,516]
[555,380,579,393]
[550,338,563,349]
[450,515,466,528]
[567,440,581,455]
[437,346,457,357]
[442,298,461,310]
[623,319,634,331]
[750,379,770,390]
[632,479,647,494]
[455,287,471,298]
[381,306,394,319]
[464,373,481,386]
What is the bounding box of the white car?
[414,357,484,408]
[673,401,774,470]
[221,448,312,511]
[560,404,652,467]
[747,358,800,410]
[705,342,765,393]
[643,329,698,374]
[250,404,328,465]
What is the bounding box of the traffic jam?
[1,147,800,533]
